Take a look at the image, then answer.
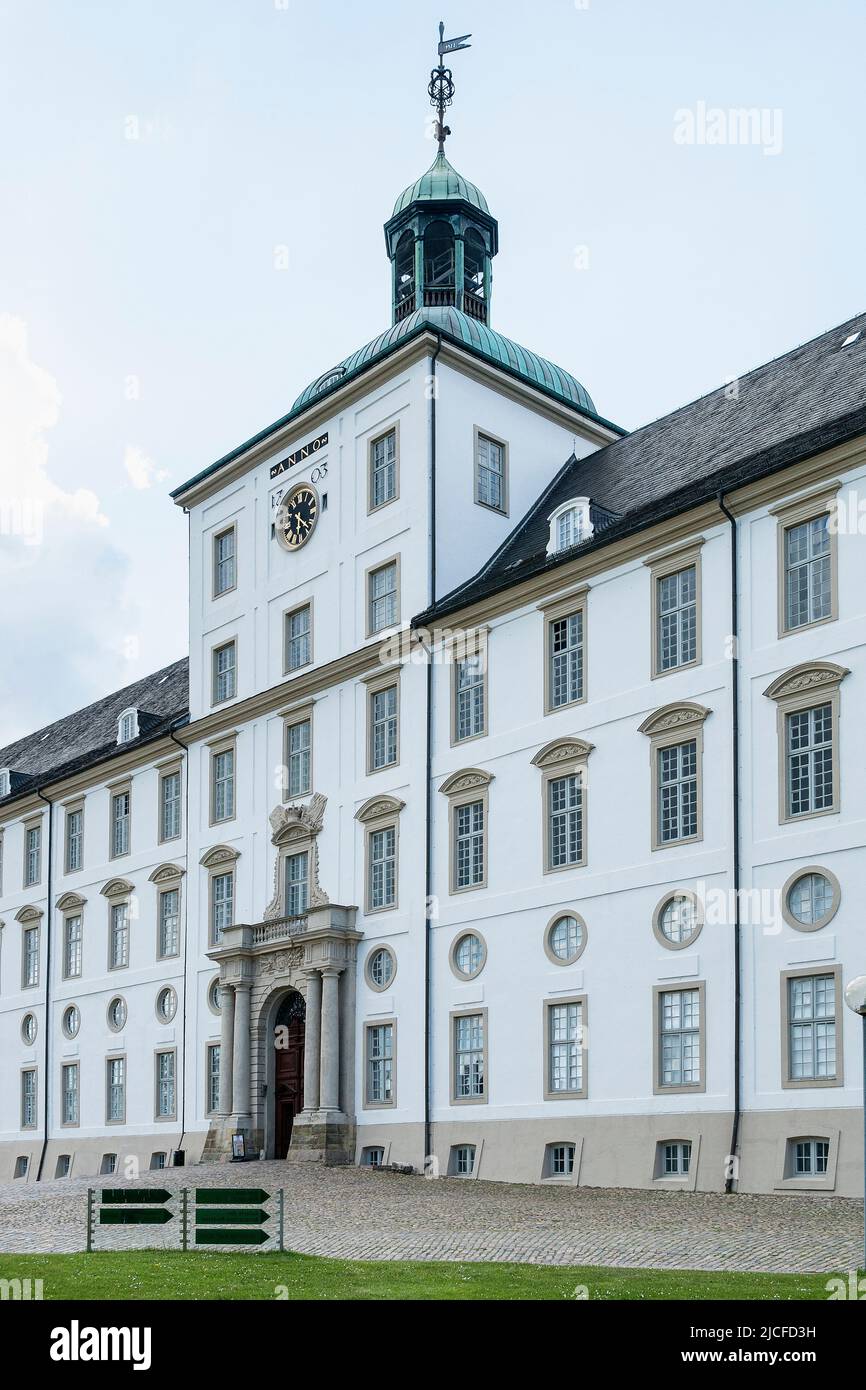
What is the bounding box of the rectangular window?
[366,1023,394,1105]
[454,655,485,741]
[22,926,39,988]
[546,1000,584,1096]
[207,1044,220,1115]
[284,851,309,917]
[63,915,82,979]
[658,739,698,843]
[658,987,702,1089]
[369,428,397,510]
[285,604,312,673]
[454,1144,476,1176]
[213,526,236,597]
[370,684,398,770]
[212,748,235,823]
[548,773,583,868]
[788,973,837,1082]
[21,1070,37,1128]
[24,823,41,886]
[549,610,584,709]
[550,1143,575,1177]
[65,808,83,873]
[158,889,180,959]
[793,1138,830,1176]
[211,872,233,945]
[213,641,237,704]
[62,1063,79,1126]
[785,515,831,631]
[110,903,129,970]
[368,561,398,634]
[110,790,130,858]
[368,825,396,911]
[663,1141,691,1176]
[156,1052,176,1119]
[106,1057,125,1123]
[454,799,484,889]
[475,431,506,512]
[657,564,697,672]
[453,1012,485,1101]
[285,718,311,799]
[160,769,182,842]
[786,704,834,817]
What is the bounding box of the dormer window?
[0,769,9,798]
[117,709,139,745]
[547,499,593,555]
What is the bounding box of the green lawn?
[0,1251,835,1300]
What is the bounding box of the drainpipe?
[34,785,54,1183]
[167,717,190,1162]
[718,491,742,1194]
[424,337,443,1168]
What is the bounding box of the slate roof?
[418,312,866,623]
[172,306,618,500]
[0,658,189,807]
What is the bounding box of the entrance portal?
[274,991,305,1158]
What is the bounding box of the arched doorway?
[273,991,305,1159]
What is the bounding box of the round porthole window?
[782,867,840,931]
[156,986,177,1024]
[21,1012,37,1045]
[450,931,486,980]
[653,892,702,951]
[207,977,222,1015]
[544,913,587,966]
[62,1004,80,1039]
[107,996,127,1032]
[366,946,396,992]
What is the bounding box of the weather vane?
[428,20,472,154]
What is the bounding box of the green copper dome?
[392,151,490,217]
[290,306,597,418]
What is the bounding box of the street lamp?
[844,975,866,1275]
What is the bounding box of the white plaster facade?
[2,150,865,1197]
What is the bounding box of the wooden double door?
[274,996,305,1159]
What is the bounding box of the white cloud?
[124,444,168,490]
[0,314,141,745]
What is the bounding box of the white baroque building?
[2,136,865,1197]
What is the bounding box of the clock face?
[276,484,319,551]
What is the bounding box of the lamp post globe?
[844,976,866,1016]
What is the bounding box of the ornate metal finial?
[428,20,471,154]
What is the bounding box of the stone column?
[319,966,344,1114]
[231,981,252,1119]
[301,969,322,1115]
[218,984,235,1117]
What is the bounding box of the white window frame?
[771,485,839,638]
[213,524,237,598]
[474,427,508,514]
[450,1008,488,1106]
[646,540,703,679]
[284,601,313,674]
[653,982,706,1095]
[364,1021,396,1109]
[64,803,84,874]
[212,639,237,705]
[781,965,843,1090]
[366,557,400,636]
[764,663,848,825]
[159,765,182,843]
[368,424,399,513]
[109,787,131,859]
[544,994,588,1100]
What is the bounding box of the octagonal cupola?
[385,151,499,325]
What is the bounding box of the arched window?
[423,221,455,305]
[394,231,415,320]
[463,230,487,320]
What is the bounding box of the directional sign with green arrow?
[98,1189,173,1225]
[194,1188,272,1245]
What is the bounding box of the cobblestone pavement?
[0,1160,861,1273]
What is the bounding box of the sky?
[0,0,863,745]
